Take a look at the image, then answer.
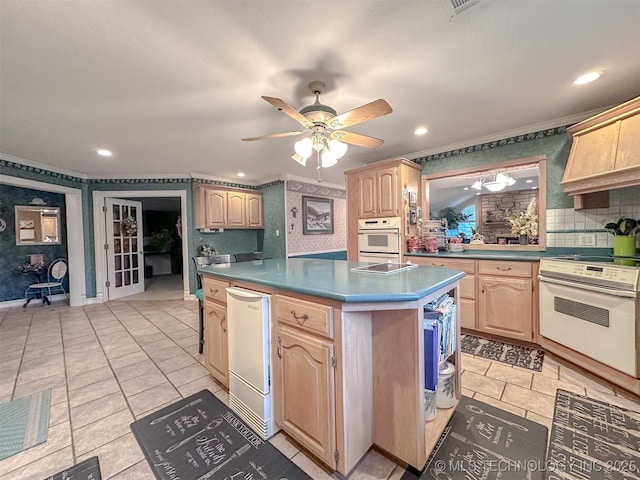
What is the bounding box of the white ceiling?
[1,1,639,187]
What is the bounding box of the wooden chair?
[23,258,68,307]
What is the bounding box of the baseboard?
[0,293,69,310]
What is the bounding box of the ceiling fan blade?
[261,96,314,128]
[330,130,384,149]
[242,130,306,141]
[327,99,392,129]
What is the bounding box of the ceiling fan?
[242,81,392,170]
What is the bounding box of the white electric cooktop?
[350,262,417,275]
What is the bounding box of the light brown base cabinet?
[407,257,538,342]
[202,276,229,388]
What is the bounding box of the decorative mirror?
[14,206,61,245]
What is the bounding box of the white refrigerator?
[225,287,275,439]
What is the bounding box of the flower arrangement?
[122,216,137,235]
[604,218,640,236]
[199,244,217,256]
[506,198,538,237]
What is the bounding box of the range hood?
[561,96,640,209]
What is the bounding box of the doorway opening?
[93,190,189,302]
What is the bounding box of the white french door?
[105,198,144,300]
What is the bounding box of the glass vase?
[519,234,529,245]
[613,235,636,257]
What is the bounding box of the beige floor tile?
[531,374,586,397]
[0,421,71,476]
[108,351,149,370]
[73,409,134,457]
[121,371,168,397]
[49,401,69,427]
[12,374,66,399]
[77,432,144,479]
[0,446,73,480]
[558,366,614,394]
[177,374,223,398]
[67,365,114,392]
[135,399,184,420]
[502,384,555,419]
[113,359,161,383]
[69,377,121,408]
[387,466,410,480]
[461,388,474,398]
[103,342,143,360]
[51,385,68,406]
[157,353,197,374]
[486,362,533,388]
[0,381,14,398]
[269,432,300,459]
[146,346,186,363]
[0,358,21,374]
[460,370,505,399]
[472,392,527,417]
[71,391,128,429]
[525,411,553,433]
[108,459,155,480]
[66,357,110,377]
[215,388,229,406]
[127,382,181,416]
[348,449,397,480]
[537,359,560,379]
[460,354,491,375]
[290,451,334,479]
[165,363,209,387]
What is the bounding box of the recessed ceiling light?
[526,179,533,183]
[463,187,469,191]
[96,149,112,157]
[237,172,245,177]
[414,127,428,136]
[573,71,602,85]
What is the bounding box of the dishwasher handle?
[226,286,271,300]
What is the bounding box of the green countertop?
[198,258,464,303]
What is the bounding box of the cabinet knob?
[209,288,218,295]
[220,315,226,332]
[277,337,282,358]
[290,310,309,323]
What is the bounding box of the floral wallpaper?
[285,180,346,255]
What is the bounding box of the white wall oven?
[538,257,640,377]
[357,217,401,263]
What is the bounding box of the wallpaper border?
[286,180,346,199]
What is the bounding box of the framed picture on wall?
[302,196,334,235]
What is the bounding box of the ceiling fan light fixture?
[294,137,312,158]
[471,181,482,190]
[328,139,348,159]
[321,149,337,168]
[471,169,515,192]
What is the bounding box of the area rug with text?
[546,389,640,480]
[402,395,548,479]
[461,334,544,371]
[130,389,311,480]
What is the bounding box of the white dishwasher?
[225,287,275,439]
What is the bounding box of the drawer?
[460,275,476,299]
[478,260,532,277]
[411,257,475,274]
[275,295,334,339]
[201,276,229,304]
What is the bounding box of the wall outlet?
[578,233,596,246]
[275,229,280,237]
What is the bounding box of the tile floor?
[1,299,639,480]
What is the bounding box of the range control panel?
[539,258,640,291]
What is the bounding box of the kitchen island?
[197,258,464,476]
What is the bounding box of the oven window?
[367,234,390,248]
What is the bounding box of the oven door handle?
[358,230,400,235]
[538,275,638,298]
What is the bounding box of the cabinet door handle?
[220,315,226,333]
[277,337,282,358]
[290,310,309,323]
[496,266,512,271]
[209,288,219,295]
[432,263,444,267]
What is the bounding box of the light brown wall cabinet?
[272,295,336,469]
[195,185,264,229]
[345,158,422,260]
[202,277,229,388]
[562,96,640,207]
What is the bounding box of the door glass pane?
[132,238,138,252]
[113,222,121,237]
[115,255,122,271]
[114,239,122,254]
[112,204,120,220]
[130,206,137,218]
[124,271,131,286]
[133,270,139,284]
[132,254,138,268]
[124,255,130,270]
[123,239,130,253]
[115,272,122,287]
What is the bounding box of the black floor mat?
[130,389,311,480]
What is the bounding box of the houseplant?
[506,198,538,245]
[604,218,640,256]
